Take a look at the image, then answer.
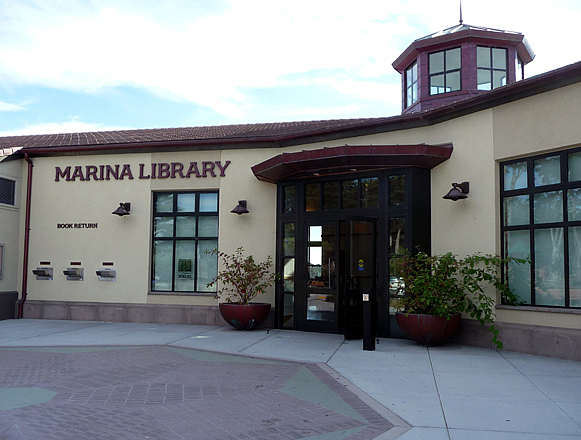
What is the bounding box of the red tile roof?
[2,60,580,157]
[0,118,393,152]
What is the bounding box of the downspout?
[17,153,33,319]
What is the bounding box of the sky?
[0,0,580,137]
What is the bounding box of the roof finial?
[459,0,463,24]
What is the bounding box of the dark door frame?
[275,168,431,337]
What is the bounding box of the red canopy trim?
[251,144,453,183]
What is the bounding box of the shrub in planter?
[394,251,526,348]
[206,247,280,330]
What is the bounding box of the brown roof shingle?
[2,59,581,157]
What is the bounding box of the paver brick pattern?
[0,346,393,439]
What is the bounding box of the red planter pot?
[396,312,461,346]
[219,303,271,330]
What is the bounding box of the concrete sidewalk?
[0,319,580,439]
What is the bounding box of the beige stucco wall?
[493,83,581,161]
[7,80,581,333]
[0,157,23,293]
[22,148,278,307]
[264,111,498,258]
[490,82,581,330]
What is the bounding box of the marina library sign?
[54,160,231,182]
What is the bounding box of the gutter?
[17,153,33,319]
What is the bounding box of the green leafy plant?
[206,247,280,305]
[394,251,527,349]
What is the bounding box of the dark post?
[362,288,376,351]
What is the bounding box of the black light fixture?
[231,200,249,215]
[112,202,131,216]
[443,182,469,201]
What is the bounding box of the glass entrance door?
[305,223,339,332]
[301,219,376,335]
[345,218,377,339]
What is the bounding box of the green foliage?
[395,251,527,349]
[206,247,280,305]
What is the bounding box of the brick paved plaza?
[0,345,394,439]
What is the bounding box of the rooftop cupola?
[392,22,535,114]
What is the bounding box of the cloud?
[0,117,131,137]
[0,101,24,112]
[0,0,579,126]
[0,0,425,121]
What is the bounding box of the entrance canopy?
[251,144,453,183]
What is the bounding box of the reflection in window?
[283,185,295,213]
[502,149,581,308]
[516,56,524,81]
[283,258,295,292]
[198,216,218,237]
[405,61,418,107]
[570,227,581,307]
[154,217,174,237]
[477,47,507,90]
[505,230,531,304]
[305,184,320,212]
[151,192,218,293]
[569,152,581,182]
[176,217,196,237]
[155,193,173,212]
[504,161,527,190]
[323,182,340,210]
[429,47,461,95]
[307,225,336,322]
[283,223,295,292]
[389,175,405,205]
[342,180,358,209]
[199,193,218,212]
[534,191,563,224]
[504,195,529,226]
[534,156,561,187]
[568,189,581,222]
[389,218,405,255]
[177,193,196,212]
[307,225,336,289]
[360,177,379,208]
[282,294,294,328]
[534,228,565,306]
[303,177,384,211]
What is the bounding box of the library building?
[1,21,581,361]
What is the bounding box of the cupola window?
[429,47,461,95]
[405,61,418,107]
[477,46,507,90]
[516,56,524,81]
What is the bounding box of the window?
[303,177,379,211]
[516,56,524,81]
[151,191,218,293]
[0,244,3,280]
[429,47,461,95]
[477,47,507,90]
[405,61,418,107]
[0,177,16,206]
[501,148,581,308]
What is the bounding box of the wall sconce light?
[231,200,249,215]
[112,202,131,216]
[443,182,469,201]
